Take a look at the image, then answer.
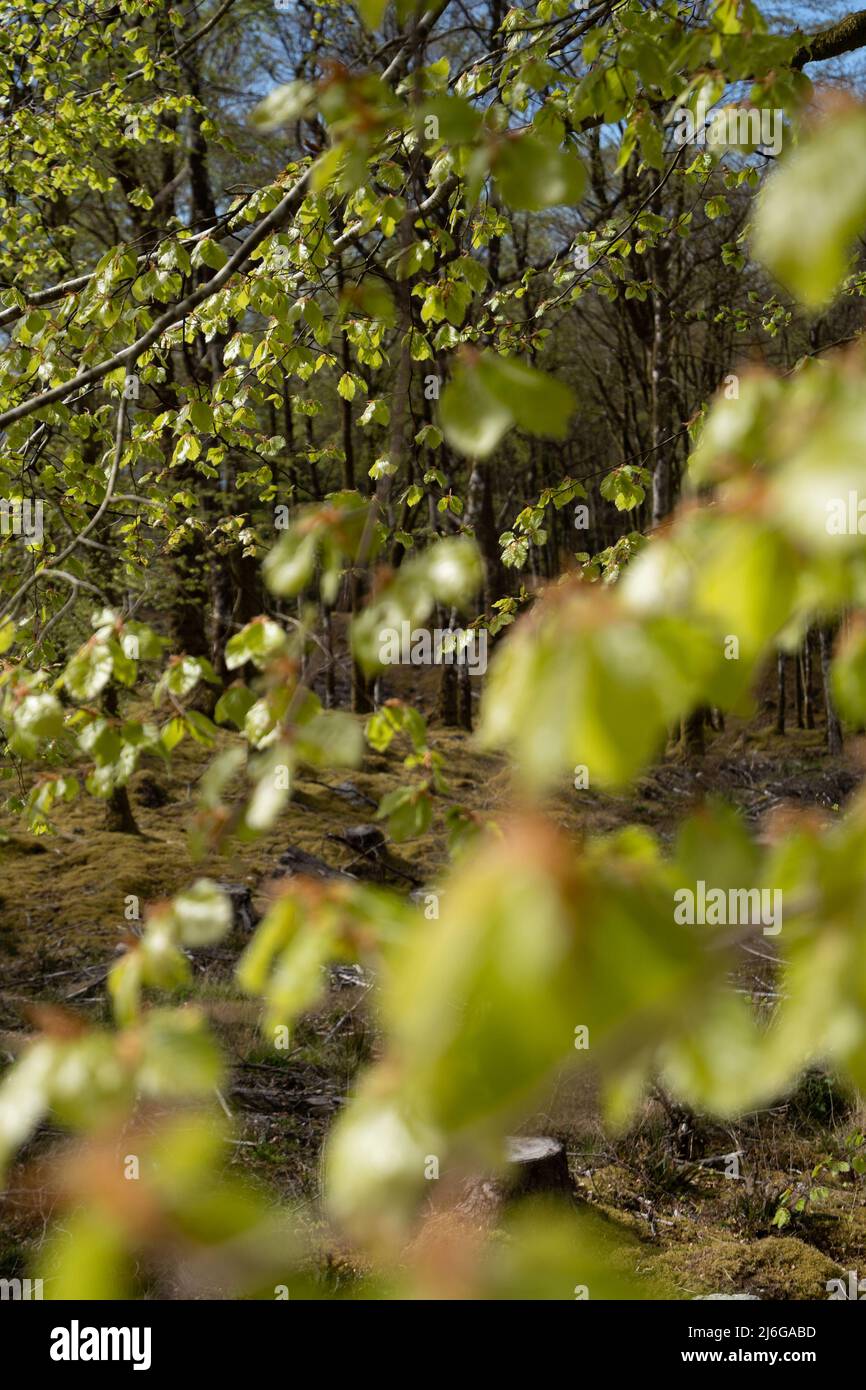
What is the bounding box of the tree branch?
[792,8,866,68]
[0,173,315,431]
[0,174,457,432]
[382,1,452,84]
[0,397,127,623]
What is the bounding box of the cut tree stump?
[503,1136,573,1199]
[457,1136,575,1217]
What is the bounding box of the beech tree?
[5,0,866,1298]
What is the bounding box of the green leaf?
[352,537,483,673]
[108,636,137,687]
[440,351,574,459]
[108,950,145,1029]
[16,692,64,741]
[171,879,233,947]
[356,0,388,30]
[160,716,187,752]
[325,1088,441,1241]
[214,683,257,729]
[191,238,228,271]
[366,707,402,753]
[294,710,363,770]
[225,617,287,670]
[263,530,318,597]
[377,785,433,842]
[249,80,317,131]
[478,354,575,438]
[184,710,219,746]
[415,424,442,450]
[188,399,214,432]
[0,1041,57,1181]
[65,639,113,701]
[417,95,482,145]
[439,361,511,458]
[492,135,586,211]
[245,749,292,832]
[137,1009,222,1097]
[832,621,866,724]
[480,587,717,789]
[600,467,647,511]
[704,195,730,221]
[752,108,866,307]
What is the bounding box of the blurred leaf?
[492,135,586,211]
[171,879,232,947]
[440,353,574,459]
[65,639,113,701]
[249,80,316,131]
[753,107,866,306]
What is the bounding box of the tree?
[6,0,866,1298]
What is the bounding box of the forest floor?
[2,679,866,1299]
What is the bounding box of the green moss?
[647,1231,840,1301]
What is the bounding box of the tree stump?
[457,1136,574,1218]
[503,1136,573,1199]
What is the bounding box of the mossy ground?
[2,690,866,1296]
[568,1122,866,1299]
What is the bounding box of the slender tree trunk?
[650,237,675,527]
[438,661,458,725]
[337,255,356,491]
[457,662,473,732]
[437,609,460,725]
[323,604,336,708]
[353,204,415,713]
[819,625,843,755]
[681,708,705,757]
[775,652,786,735]
[466,461,502,610]
[802,633,816,729]
[103,686,140,835]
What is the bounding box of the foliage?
[4,0,866,1300]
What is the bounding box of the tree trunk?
[104,784,142,835]
[103,686,140,835]
[457,661,473,732]
[681,708,705,757]
[466,461,502,610]
[337,254,356,492]
[801,637,814,728]
[650,222,676,527]
[323,604,336,708]
[775,652,786,735]
[819,624,843,755]
[351,621,374,714]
